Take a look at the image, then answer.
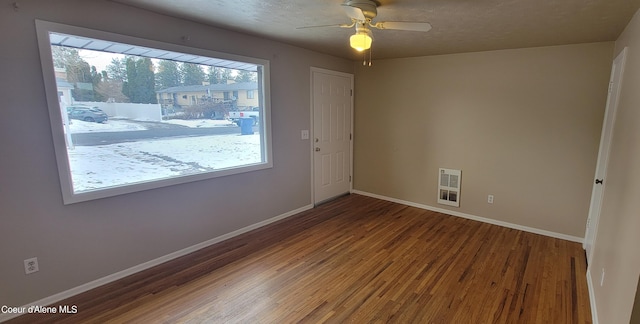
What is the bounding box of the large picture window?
[36,21,272,204]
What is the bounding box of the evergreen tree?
[180,63,205,86]
[207,66,222,84]
[234,70,256,83]
[122,57,157,104]
[106,57,127,82]
[156,60,181,89]
[90,66,105,102]
[138,58,157,103]
[121,58,136,101]
[207,66,234,84]
[220,68,233,83]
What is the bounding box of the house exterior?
[156,82,259,111]
[55,67,74,106]
[56,78,74,107]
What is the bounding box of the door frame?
[310,67,354,205]
[584,47,627,263]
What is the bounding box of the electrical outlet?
[24,257,39,275]
[600,268,605,286]
[488,195,494,204]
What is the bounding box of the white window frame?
[36,20,272,204]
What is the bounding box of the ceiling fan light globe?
[350,32,372,51]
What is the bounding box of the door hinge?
[350,133,352,140]
[608,81,613,94]
[350,89,353,96]
[349,175,352,182]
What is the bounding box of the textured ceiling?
[113,0,640,60]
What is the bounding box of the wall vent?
[438,168,461,207]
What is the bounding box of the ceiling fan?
[298,0,432,55]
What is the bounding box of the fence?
[75,102,162,122]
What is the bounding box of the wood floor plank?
[7,194,592,323]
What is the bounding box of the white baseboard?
[0,204,314,323]
[586,268,599,324]
[351,190,584,243]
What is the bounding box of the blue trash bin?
[240,117,254,135]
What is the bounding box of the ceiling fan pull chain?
[368,46,373,66]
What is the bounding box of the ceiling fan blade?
[375,21,432,32]
[296,23,353,29]
[341,4,366,21]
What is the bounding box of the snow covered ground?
[69,119,148,133]
[69,118,235,134]
[162,119,235,128]
[68,133,262,193]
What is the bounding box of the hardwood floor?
[9,194,592,323]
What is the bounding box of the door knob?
[315,147,320,152]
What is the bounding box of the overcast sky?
[78,49,125,73]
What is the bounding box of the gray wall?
[353,42,613,238]
[0,0,352,307]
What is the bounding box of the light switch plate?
[301,130,309,140]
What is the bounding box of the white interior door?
[584,47,627,264]
[312,68,353,204]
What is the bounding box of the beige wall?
[590,8,640,324]
[236,89,257,108]
[0,0,352,307]
[354,42,613,238]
